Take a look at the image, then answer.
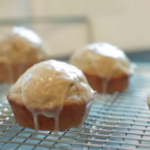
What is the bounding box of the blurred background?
[0,0,150,61]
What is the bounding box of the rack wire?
[0,63,150,150]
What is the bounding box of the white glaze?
[83,100,93,122]
[13,27,42,46]
[13,27,51,58]
[70,43,136,93]
[31,108,61,134]
[32,111,39,131]
[18,60,95,132]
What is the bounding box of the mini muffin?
[7,60,95,131]
[70,43,135,93]
[0,27,51,83]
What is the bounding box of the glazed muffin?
[7,60,95,131]
[0,27,51,83]
[70,43,135,93]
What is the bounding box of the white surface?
[31,0,150,55]
[0,0,150,57]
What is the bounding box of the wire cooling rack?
[0,63,150,150]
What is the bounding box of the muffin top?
[70,43,135,78]
[8,60,94,110]
[0,27,51,64]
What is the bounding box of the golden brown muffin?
[70,43,135,93]
[0,27,51,83]
[7,60,95,131]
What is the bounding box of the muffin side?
[8,94,91,130]
[84,72,129,93]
